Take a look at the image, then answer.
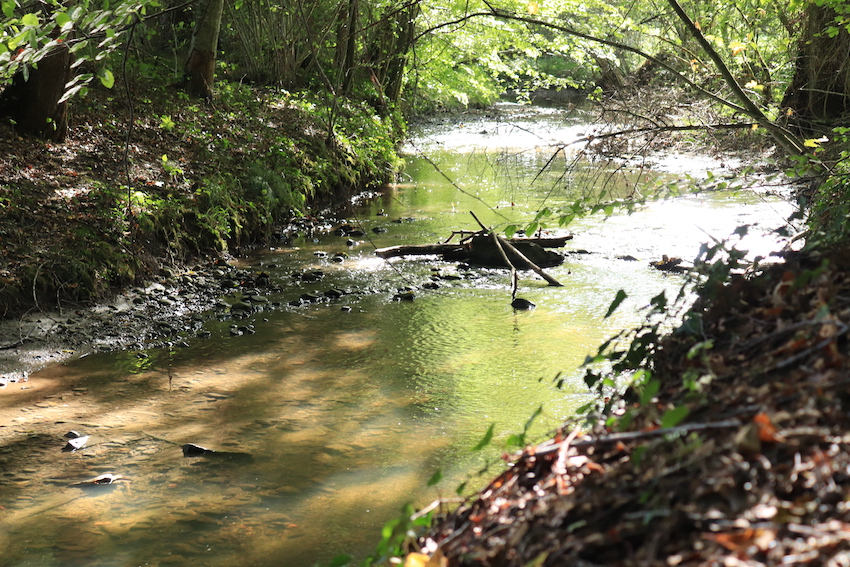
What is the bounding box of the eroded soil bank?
[0,81,402,320]
[413,245,850,566]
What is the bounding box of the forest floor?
[415,245,850,566]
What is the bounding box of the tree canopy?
[0,0,846,150]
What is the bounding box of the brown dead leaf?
[753,412,784,443]
[704,527,776,552]
[771,271,796,305]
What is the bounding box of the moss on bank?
[0,79,405,318]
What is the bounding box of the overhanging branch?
[415,9,749,116]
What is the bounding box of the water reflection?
[0,107,796,567]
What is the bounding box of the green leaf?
[427,469,443,486]
[58,83,86,104]
[660,406,689,429]
[97,68,114,89]
[632,445,647,467]
[604,289,628,319]
[327,555,351,567]
[472,423,495,451]
[639,378,660,406]
[69,39,89,53]
[21,13,39,26]
[55,11,71,28]
[505,433,523,447]
[2,1,13,19]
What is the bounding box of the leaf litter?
[412,247,850,566]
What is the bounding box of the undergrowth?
[0,72,405,317]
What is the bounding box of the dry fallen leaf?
[704,527,776,552]
[753,412,784,443]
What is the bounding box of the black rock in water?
[182,443,254,462]
[511,298,536,311]
[182,443,217,457]
[62,435,90,452]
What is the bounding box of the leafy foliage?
[0,0,157,101]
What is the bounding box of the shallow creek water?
[0,105,796,567]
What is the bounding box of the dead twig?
[528,418,743,458]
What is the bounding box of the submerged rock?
[62,435,90,452]
[182,443,254,463]
[511,298,536,311]
[71,473,124,488]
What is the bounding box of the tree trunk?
[0,43,72,142]
[384,3,418,104]
[782,2,850,127]
[334,0,359,95]
[185,0,224,99]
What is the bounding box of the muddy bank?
[0,259,236,383]
[0,211,330,382]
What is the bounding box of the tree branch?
[664,0,810,159]
[415,9,749,116]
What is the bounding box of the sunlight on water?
[0,107,798,567]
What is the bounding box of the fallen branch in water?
[496,234,563,287]
[375,235,572,260]
[490,231,519,299]
[470,211,564,287]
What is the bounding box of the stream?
[0,104,797,567]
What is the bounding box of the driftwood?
[494,234,564,286]
[374,235,571,268]
[376,212,568,301]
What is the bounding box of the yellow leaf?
[527,1,539,15]
[751,124,759,131]
[404,553,431,567]
[403,550,448,567]
[804,135,829,148]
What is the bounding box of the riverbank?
[0,78,403,321]
[409,241,850,565]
